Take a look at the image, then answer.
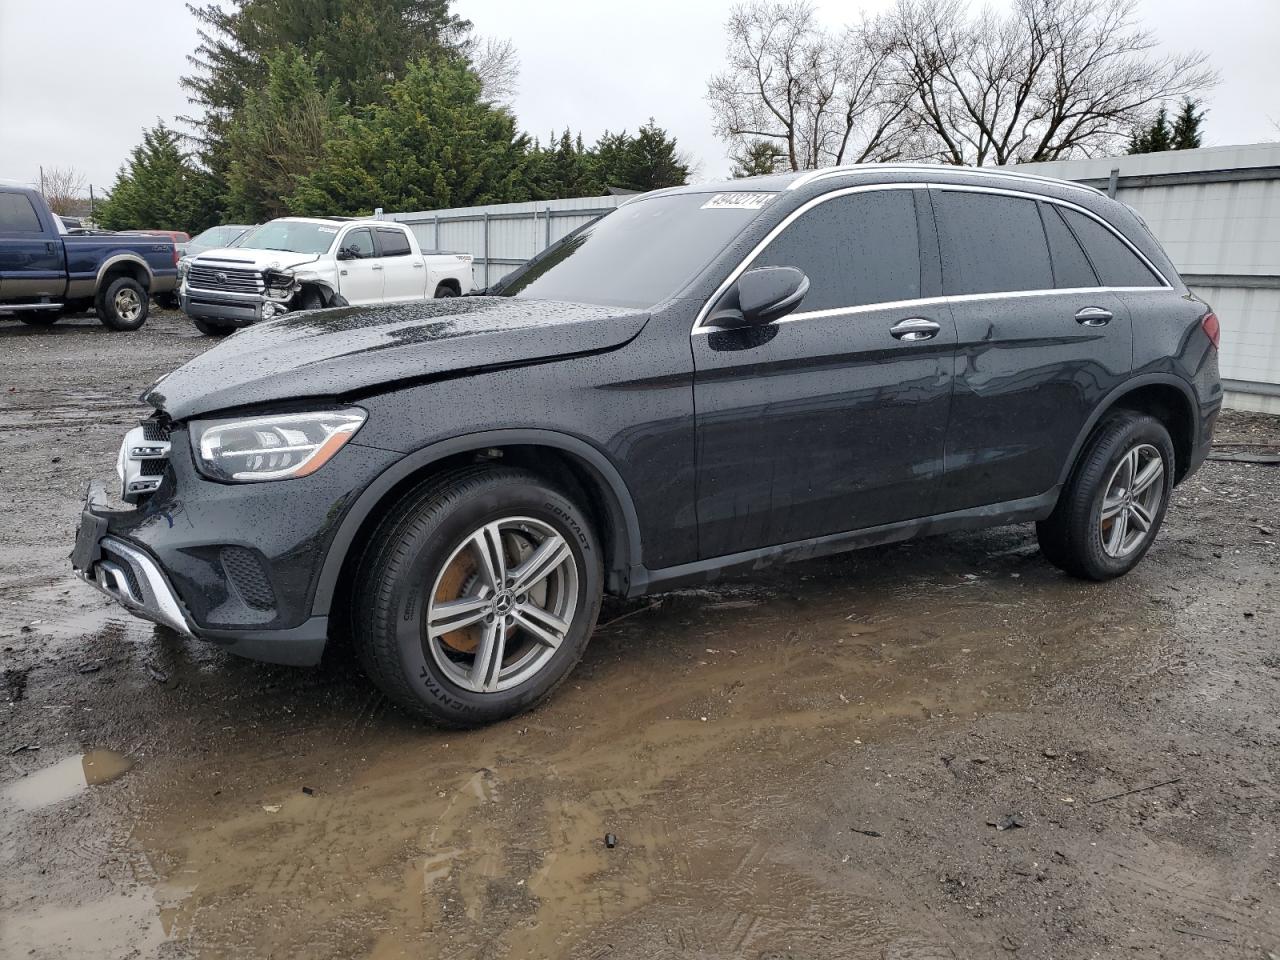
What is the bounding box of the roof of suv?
[639,163,1104,201]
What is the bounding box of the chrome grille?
[187,263,263,294]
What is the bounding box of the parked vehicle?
[0,185,178,330]
[183,224,253,263]
[122,229,191,259]
[179,217,474,336]
[74,165,1221,726]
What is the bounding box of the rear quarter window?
[0,192,43,232]
[1059,208,1163,287]
[935,191,1052,295]
[1040,204,1099,289]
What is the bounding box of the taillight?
[172,244,180,266]
[1201,311,1220,349]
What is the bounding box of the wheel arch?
[96,255,152,292]
[434,278,461,297]
[1058,374,1199,489]
[312,429,643,619]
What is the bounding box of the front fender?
[309,429,644,616]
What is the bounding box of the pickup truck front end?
[182,255,341,326]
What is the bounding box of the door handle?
[371,264,384,271]
[1075,306,1112,326]
[890,318,941,341]
[412,262,424,268]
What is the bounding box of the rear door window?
[1041,204,1099,289]
[749,189,921,311]
[1058,208,1163,287]
[0,192,43,232]
[376,228,412,257]
[935,191,1052,295]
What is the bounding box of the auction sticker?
[701,193,776,210]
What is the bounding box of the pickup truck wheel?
[193,318,233,337]
[1037,412,1175,581]
[433,283,458,298]
[17,313,59,326]
[96,277,149,331]
[352,466,604,727]
[295,287,324,311]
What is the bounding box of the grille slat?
[187,264,264,294]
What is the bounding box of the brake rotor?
[432,531,537,654]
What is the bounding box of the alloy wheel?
[425,516,578,693]
[1098,443,1165,559]
[114,288,142,322]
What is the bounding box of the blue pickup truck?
[0,185,179,331]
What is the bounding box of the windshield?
[190,225,251,254]
[236,221,338,255]
[492,192,773,308]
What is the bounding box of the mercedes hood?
[145,297,649,420]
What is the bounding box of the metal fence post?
[483,211,490,288]
[1107,167,1120,199]
[545,203,552,250]
[434,215,440,251]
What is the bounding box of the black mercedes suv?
[73,165,1222,726]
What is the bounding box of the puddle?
[4,749,135,810]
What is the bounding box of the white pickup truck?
[180,216,474,335]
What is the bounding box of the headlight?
[190,409,366,482]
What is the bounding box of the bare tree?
[707,1,919,171]
[42,166,88,216]
[886,0,1219,165]
[467,36,520,107]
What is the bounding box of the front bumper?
[71,430,402,666]
[180,287,277,326]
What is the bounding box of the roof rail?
[786,163,1104,197]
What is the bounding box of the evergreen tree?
[1129,106,1172,154]
[1171,98,1206,150]
[731,139,786,178]
[223,50,339,220]
[609,119,690,192]
[288,57,531,215]
[96,122,217,231]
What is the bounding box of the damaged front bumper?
[180,286,291,327]
[72,483,193,638]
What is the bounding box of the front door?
[929,188,1135,512]
[692,186,956,559]
[0,192,65,300]
[336,227,383,304]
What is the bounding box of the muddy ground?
[1,310,1277,960]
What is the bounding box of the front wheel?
[96,277,149,331]
[352,466,604,727]
[1037,412,1175,580]
[17,313,59,327]
[193,318,234,337]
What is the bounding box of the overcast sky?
[0,0,1276,194]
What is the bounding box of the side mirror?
[335,247,354,261]
[709,266,809,329]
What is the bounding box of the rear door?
[0,191,66,301]
[931,188,1133,512]
[376,226,424,301]
[692,186,956,558]
[335,227,383,304]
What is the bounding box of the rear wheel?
[96,277,149,331]
[352,466,603,727]
[1037,412,1175,580]
[434,282,459,298]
